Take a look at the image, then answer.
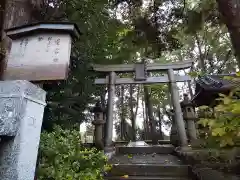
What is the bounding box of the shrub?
[37,126,107,180]
[198,91,240,148]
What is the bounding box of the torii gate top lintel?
[93,60,193,85]
[92,60,193,73]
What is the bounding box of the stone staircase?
[105,142,193,180]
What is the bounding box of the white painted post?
[0,80,46,180]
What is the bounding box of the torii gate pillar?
[168,69,188,146]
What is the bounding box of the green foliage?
[37,126,108,180]
[43,0,135,130]
[41,0,237,133]
[169,0,236,74]
[198,91,240,148]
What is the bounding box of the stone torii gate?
[92,60,193,148]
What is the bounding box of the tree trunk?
[195,34,206,73]
[129,84,136,141]
[0,0,6,71]
[157,106,163,140]
[2,3,44,179]
[144,85,158,144]
[134,85,140,121]
[100,87,107,141]
[1,0,42,78]
[134,86,140,140]
[0,0,6,39]
[1,0,44,79]
[120,85,126,140]
[216,0,240,67]
[142,92,148,140]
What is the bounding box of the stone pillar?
[181,94,197,142]
[167,69,188,146]
[92,101,105,150]
[105,72,116,148]
[0,80,46,180]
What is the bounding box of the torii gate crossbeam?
[92,60,193,72]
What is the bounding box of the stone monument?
[0,81,46,180]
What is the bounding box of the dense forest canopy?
[1,1,240,179]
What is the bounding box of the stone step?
[116,145,174,154]
[114,140,171,146]
[109,154,183,165]
[107,164,189,177]
[105,176,190,180]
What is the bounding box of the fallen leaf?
[122,175,129,178]
[128,154,133,159]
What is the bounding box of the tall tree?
[1,0,44,78]
[144,85,158,144]
[41,0,136,130]
[216,0,240,67]
[0,0,6,65]
[120,85,127,140]
[129,84,136,141]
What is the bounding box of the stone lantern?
[91,101,106,150]
[168,109,180,147]
[4,22,80,81]
[181,94,198,142]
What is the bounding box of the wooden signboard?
[5,34,71,81]
[4,22,80,81]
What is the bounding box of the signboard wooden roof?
[5,22,81,39]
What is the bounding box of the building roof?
[197,74,239,91]
[192,74,240,106]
